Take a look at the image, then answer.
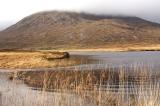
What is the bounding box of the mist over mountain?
[0,11,160,50]
[0,21,16,31]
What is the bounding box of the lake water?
[0,51,160,106]
[70,51,160,71]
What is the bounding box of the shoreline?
[1,46,160,70]
[44,46,160,52]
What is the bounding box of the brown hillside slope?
[0,11,160,50]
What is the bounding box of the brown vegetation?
[11,68,160,90]
[0,11,160,50]
[0,51,82,69]
[9,67,160,106]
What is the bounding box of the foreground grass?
[9,65,160,106]
[0,51,81,69]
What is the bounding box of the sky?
[0,0,160,30]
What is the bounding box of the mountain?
[0,11,160,50]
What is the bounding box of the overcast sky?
[0,0,160,30]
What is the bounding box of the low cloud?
[0,0,160,30]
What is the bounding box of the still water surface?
[70,51,160,70]
[0,51,160,106]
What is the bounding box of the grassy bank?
[68,45,160,52]
[0,51,82,69]
[39,44,160,52]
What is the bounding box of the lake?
[0,51,160,106]
[69,51,160,71]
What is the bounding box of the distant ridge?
[0,11,160,50]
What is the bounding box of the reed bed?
[2,64,160,106]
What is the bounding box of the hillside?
[0,11,160,50]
